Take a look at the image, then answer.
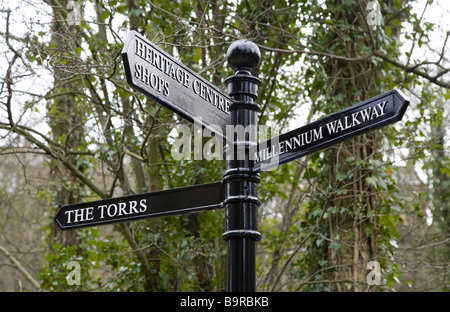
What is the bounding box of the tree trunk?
[45,0,84,248]
[322,0,380,291]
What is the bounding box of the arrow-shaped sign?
[254,89,410,171]
[122,31,232,141]
[54,182,223,230]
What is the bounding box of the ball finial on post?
[226,39,261,72]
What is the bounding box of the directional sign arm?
[122,31,232,141]
[253,89,410,171]
[54,182,224,230]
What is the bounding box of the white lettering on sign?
[133,36,231,115]
[254,100,388,163]
[64,199,148,224]
[326,101,387,134]
[134,63,170,96]
[65,207,94,223]
[192,79,230,113]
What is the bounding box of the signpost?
[54,32,410,292]
[122,31,232,141]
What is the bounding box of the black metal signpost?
[54,33,410,292]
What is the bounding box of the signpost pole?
[223,40,261,292]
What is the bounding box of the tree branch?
[0,245,40,290]
[0,124,108,199]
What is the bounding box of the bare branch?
[374,51,450,89]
